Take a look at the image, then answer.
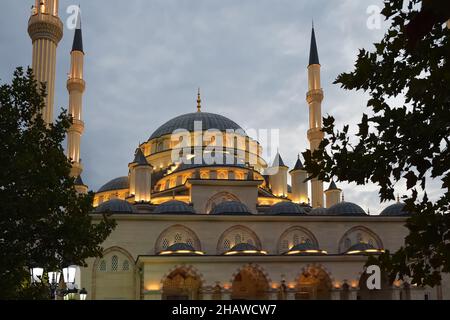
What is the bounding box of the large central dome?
[149,112,244,140]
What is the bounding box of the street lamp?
[28,265,87,300]
[79,288,88,301]
[30,267,44,283]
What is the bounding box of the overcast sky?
[2,0,434,214]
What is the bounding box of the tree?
[0,67,116,299]
[303,0,449,287]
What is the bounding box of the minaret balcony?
[306,89,324,104]
[68,119,85,134]
[67,78,86,92]
[28,13,63,44]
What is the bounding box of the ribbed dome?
[95,199,135,213]
[380,203,411,216]
[210,201,252,215]
[309,207,328,215]
[149,112,244,140]
[153,200,196,214]
[327,202,367,216]
[98,176,129,193]
[268,202,307,215]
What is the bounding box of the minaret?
[66,10,86,181]
[289,155,309,204]
[306,24,325,208]
[28,0,63,124]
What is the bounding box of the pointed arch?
[92,246,136,300]
[338,226,383,254]
[154,224,202,254]
[216,225,262,254]
[277,226,319,254]
[205,191,240,214]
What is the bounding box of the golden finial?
[397,194,400,203]
[197,88,201,112]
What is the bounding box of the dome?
[327,202,367,216]
[149,112,245,140]
[158,243,204,256]
[224,243,267,255]
[153,200,196,214]
[98,176,129,193]
[268,201,307,215]
[309,207,328,215]
[345,242,384,255]
[285,242,327,255]
[95,199,135,213]
[380,203,411,216]
[210,201,252,215]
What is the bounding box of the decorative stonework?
[216,225,262,254]
[28,14,63,44]
[154,225,202,254]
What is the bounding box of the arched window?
[99,260,106,272]
[224,239,231,250]
[293,234,300,245]
[162,238,169,249]
[186,238,193,246]
[175,233,182,243]
[111,255,118,271]
[235,234,242,244]
[122,260,130,271]
[282,240,289,251]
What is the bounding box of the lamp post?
[29,265,87,300]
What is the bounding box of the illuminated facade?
[26,1,449,300]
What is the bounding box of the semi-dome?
[210,201,252,215]
[149,112,245,140]
[98,176,129,193]
[309,207,328,215]
[153,200,196,214]
[380,203,411,216]
[268,201,307,215]
[95,199,135,213]
[327,202,367,216]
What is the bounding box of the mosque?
[26,0,449,300]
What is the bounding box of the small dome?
[309,207,328,215]
[225,243,267,255]
[159,243,203,256]
[346,242,384,255]
[98,176,129,193]
[327,202,367,216]
[285,242,327,255]
[210,201,252,215]
[153,200,196,214]
[95,199,135,213]
[268,201,307,215]
[380,203,411,216]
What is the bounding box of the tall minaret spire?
[28,0,63,124]
[306,24,324,208]
[66,8,87,193]
[197,88,202,112]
